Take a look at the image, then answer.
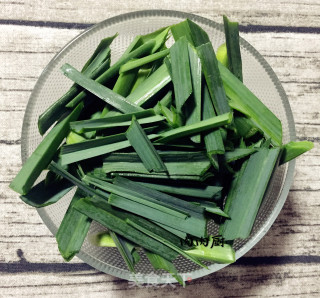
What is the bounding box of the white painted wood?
[0,0,320,27]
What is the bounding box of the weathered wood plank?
[0,91,29,111]
[0,262,319,297]
[0,25,81,53]
[0,0,320,28]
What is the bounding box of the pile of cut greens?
[10,16,313,285]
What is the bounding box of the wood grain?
[0,257,319,297]
[1,0,320,28]
[1,1,319,296]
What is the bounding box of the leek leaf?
[202,84,225,170]
[158,104,183,128]
[145,250,185,286]
[223,15,243,82]
[20,179,74,208]
[126,219,208,269]
[38,35,116,135]
[130,67,152,93]
[110,172,213,182]
[185,239,235,264]
[120,49,169,73]
[156,112,233,143]
[81,35,116,74]
[102,202,190,250]
[9,102,83,195]
[192,201,230,218]
[71,114,163,133]
[56,189,92,261]
[234,116,261,139]
[185,44,202,143]
[154,90,173,114]
[60,129,158,165]
[138,26,170,54]
[170,36,192,112]
[48,161,109,200]
[125,64,171,107]
[113,176,204,215]
[170,19,210,47]
[107,177,207,238]
[216,43,229,67]
[112,69,138,97]
[103,151,210,176]
[197,42,231,115]
[280,141,314,165]
[126,116,167,173]
[136,181,222,199]
[225,148,258,163]
[61,63,143,114]
[65,40,156,108]
[152,222,187,239]
[72,109,155,133]
[110,231,140,273]
[185,19,211,47]
[100,68,139,117]
[218,61,282,146]
[73,197,179,261]
[220,148,280,240]
[170,20,194,44]
[82,175,189,219]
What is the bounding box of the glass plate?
[21,10,296,283]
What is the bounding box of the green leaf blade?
[9,102,83,195]
[185,44,202,143]
[60,130,158,165]
[126,218,208,269]
[145,250,185,286]
[65,40,156,109]
[56,189,92,262]
[20,179,74,208]
[197,42,231,115]
[220,148,281,240]
[126,64,171,107]
[83,175,189,219]
[120,49,169,73]
[103,151,211,177]
[185,239,235,264]
[202,84,225,170]
[280,141,314,164]
[136,181,222,199]
[126,116,167,173]
[38,34,116,135]
[110,231,139,273]
[61,64,143,114]
[223,15,243,82]
[73,197,179,261]
[170,36,193,112]
[218,61,282,146]
[156,112,233,143]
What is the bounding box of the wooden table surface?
[1,1,319,297]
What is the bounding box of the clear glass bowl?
[21,10,296,283]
